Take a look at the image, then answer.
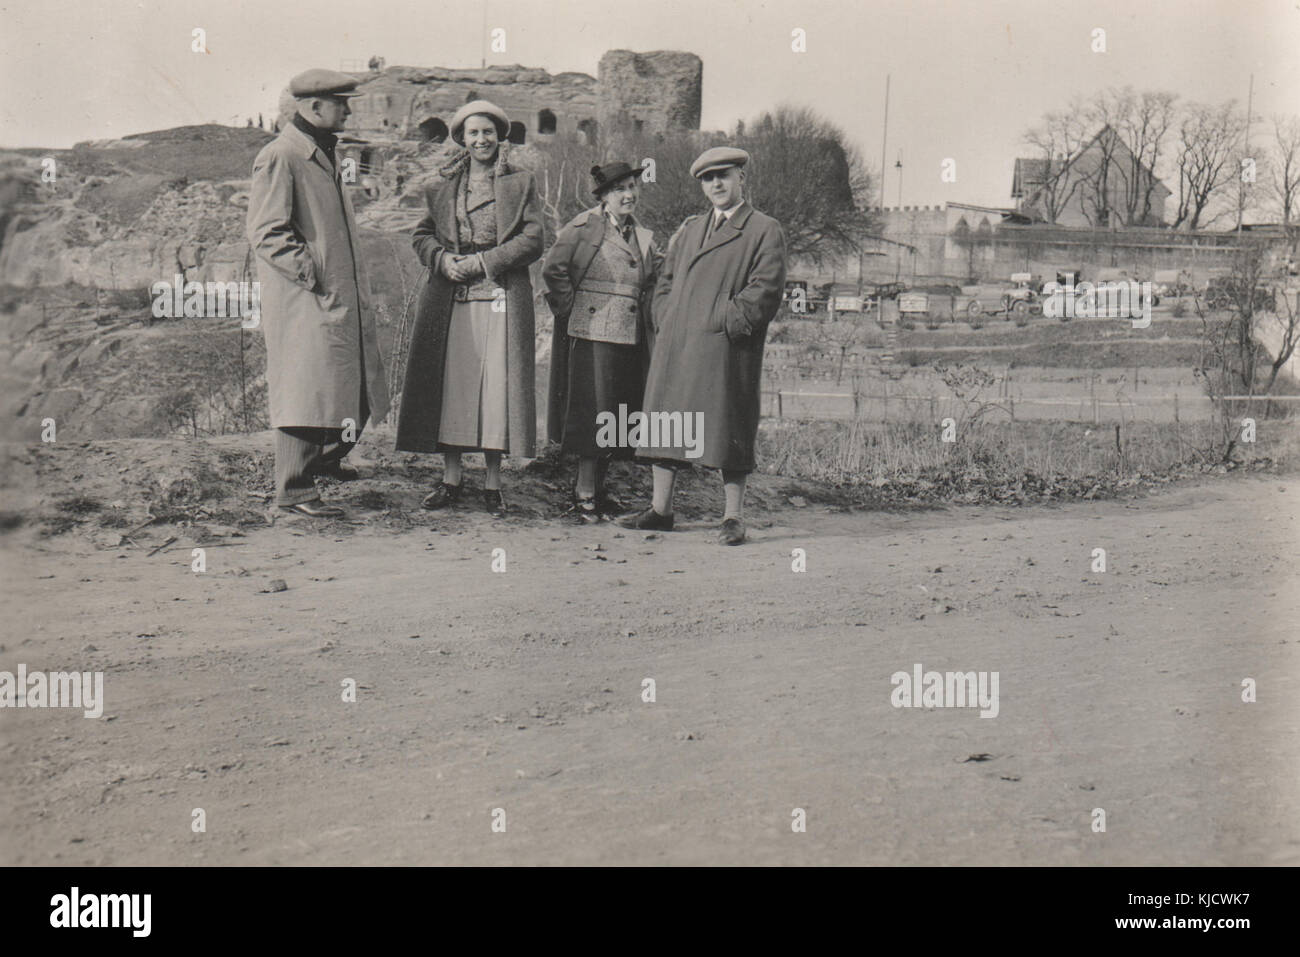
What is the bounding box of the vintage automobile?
[1203,276,1277,312]
[964,273,1042,322]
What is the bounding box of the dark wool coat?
[395,153,543,457]
[636,203,787,472]
[246,123,391,429]
[542,206,658,445]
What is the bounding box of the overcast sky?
[3,0,1298,207]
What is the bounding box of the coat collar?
[689,202,753,265]
[280,123,336,177]
[576,206,653,260]
[428,167,531,254]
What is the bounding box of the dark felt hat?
[590,161,642,196]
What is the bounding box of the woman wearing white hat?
[396,100,544,517]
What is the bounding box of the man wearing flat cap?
[247,68,390,518]
[622,146,787,545]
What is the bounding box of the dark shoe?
[279,499,344,518]
[618,507,674,531]
[564,495,601,525]
[596,492,627,520]
[318,462,360,481]
[421,482,462,510]
[483,489,507,518]
[718,517,746,546]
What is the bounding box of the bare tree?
[735,104,880,265]
[1113,88,1178,225]
[1270,114,1300,251]
[1195,242,1297,457]
[1020,107,1089,223]
[1171,100,1246,230]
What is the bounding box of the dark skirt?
[560,337,645,458]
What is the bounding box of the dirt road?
[2,476,1297,865]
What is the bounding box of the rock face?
[597,50,703,137]
[0,179,253,288]
[280,65,601,145]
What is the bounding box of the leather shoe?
[318,462,360,481]
[483,489,507,517]
[564,495,601,525]
[596,492,628,520]
[421,482,462,510]
[280,499,344,518]
[718,517,746,545]
[618,507,674,531]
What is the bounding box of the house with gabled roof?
[1012,125,1171,228]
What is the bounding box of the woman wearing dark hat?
[542,162,660,522]
[395,99,544,517]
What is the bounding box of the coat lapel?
[284,124,337,182]
[430,179,460,253]
[570,209,606,291]
[493,171,528,246]
[689,204,750,268]
[634,224,653,261]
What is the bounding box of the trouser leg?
[275,427,327,506]
[319,379,370,469]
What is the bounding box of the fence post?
[777,390,783,419]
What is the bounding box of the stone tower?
[597,50,702,137]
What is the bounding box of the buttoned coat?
[542,206,658,445]
[395,155,543,457]
[246,123,390,429]
[636,203,787,471]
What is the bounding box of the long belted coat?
[246,122,390,429]
[636,203,787,472]
[395,153,543,457]
[542,206,659,445]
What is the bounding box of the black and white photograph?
[0,0,1296,918]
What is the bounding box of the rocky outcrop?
[597,50,702,136]
[0,179,252,288]
[278,64,600,144]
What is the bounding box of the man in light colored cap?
[246,69,390,518]
[622,146,787,545]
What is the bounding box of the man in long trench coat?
[247,69,390,518]
[621,147,787,545]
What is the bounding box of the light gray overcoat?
[246,123,390,429]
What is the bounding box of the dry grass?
[758,417,1299,501]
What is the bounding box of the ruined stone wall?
[280,65,599,144]
[597,50,702,137]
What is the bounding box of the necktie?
[621,221,635,246]
[702,212,723,248]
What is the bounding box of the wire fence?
[760,379,1222,424]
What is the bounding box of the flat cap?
[690,146,749,178]
[289,69,362,98]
